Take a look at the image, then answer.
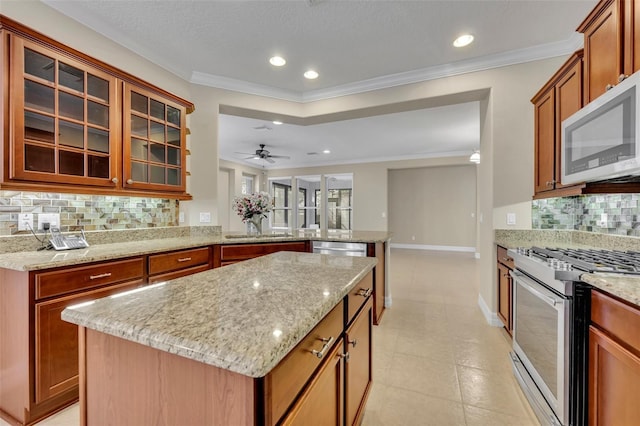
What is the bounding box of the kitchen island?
[62,251,377,425]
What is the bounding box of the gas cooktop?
[527,247,640,275]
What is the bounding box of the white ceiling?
[42,0,597,169]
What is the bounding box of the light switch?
[199,212,211,223]
[506,213,516,225]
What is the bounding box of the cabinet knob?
[606,83,615,91]
[111,177,118,184]
[545,180,556,187]
[356,288,372,298]
[126,179,134,185]
[339,352,350,362]
[619,74,629,83]
[348,338,357,348]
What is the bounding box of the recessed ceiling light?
[304,70,319,79]
[269,56,286,66]
[272,120,283,125]
[323,149,331,154]
[453,34,474,48]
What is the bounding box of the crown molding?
[193,33,584,103]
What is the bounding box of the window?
[241,174,254,195]
[296,175,320,229]
[271,179,292,228]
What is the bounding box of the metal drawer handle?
[89,272,112,280]
[357,288,372,298]
[348,338,357,348]
[311,336,335,359]
[177,257,192,262]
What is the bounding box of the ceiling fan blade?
[244,155,259,160]
[268,155,290,159]
[265,157,276,164]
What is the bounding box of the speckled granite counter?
[0,229,391,271]
[580,273,640,306]
[61,251,377,378]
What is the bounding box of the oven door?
[510,270,570,426]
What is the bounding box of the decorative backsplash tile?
[532,194,640,237]
[0,191,179,236]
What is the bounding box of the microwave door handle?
[510,270,559,308]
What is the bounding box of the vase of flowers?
[233,191,273,235]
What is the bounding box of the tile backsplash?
[533,194,640,237]
[0,191,178,236]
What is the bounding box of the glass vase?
[247,214,263,235]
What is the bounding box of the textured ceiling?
[40,0,598,169]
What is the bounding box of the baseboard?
[384,296,392,308]
[390,243,476,253]
[477,294,504,327]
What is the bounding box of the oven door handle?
[510,270,561,308]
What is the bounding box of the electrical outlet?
[179,212,185,223]
[199,212,211,223]
[38,213,60,230]
[18,213,33,231]
[598,213,608,227]
[411,235,416,241]
[506,213,516,225]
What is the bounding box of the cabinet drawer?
[264,300,344,425]
[591,290,640,354]
[347,271,373,326]
[497,245,515,269]
[148,247,210,276]
[220,242,308,262]
[35,258,144,300]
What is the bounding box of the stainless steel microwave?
[561,71,640,185]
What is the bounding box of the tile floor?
[1,248,539,426]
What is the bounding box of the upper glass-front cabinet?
[10,37,118,186]
[123,83,186,193]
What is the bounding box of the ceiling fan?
[236,144,290,164]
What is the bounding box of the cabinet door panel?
[280,338,344,426]
[35,280,142,403]
[534,88,556,193]
[555,57,583,187]
[581,0,623,103]
[589,326,640,426]
[10,36,119,187]
[497,262,512,333]
[345,298,372,426]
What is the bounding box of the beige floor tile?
[457,365,534,418]
[364,386,466,426]
[395,332,455,364]
[464,404,539,426]
[386,352,461,402]
[452,340,513,372]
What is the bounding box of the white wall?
[388,165,477,248]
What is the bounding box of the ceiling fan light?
[469,150,481,164]
[269,56,286,66]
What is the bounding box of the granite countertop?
[580,273,640,306]
[0,229,391,272]
[61,251,377,378]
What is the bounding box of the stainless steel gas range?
[507,247,640,426]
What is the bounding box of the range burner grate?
[531,247,640,274]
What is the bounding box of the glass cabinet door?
[11,37,118,186]
[123,83,186,192]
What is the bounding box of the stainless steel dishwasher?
[312,241,367,257]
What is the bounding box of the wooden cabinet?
[531,50,583,197]
[213,240,310,267]
[8,35,119,187]
[281,338,345,426]
[122,83,187,193]
[578,0,640,103]
[148,246,212,283]
[0,257,145,425]
[496,245,514,335]
[589,290,640,425]
[344,297,373,426]
[0,16,193,199]
[35,281,140,404]
[579,0,624,103]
